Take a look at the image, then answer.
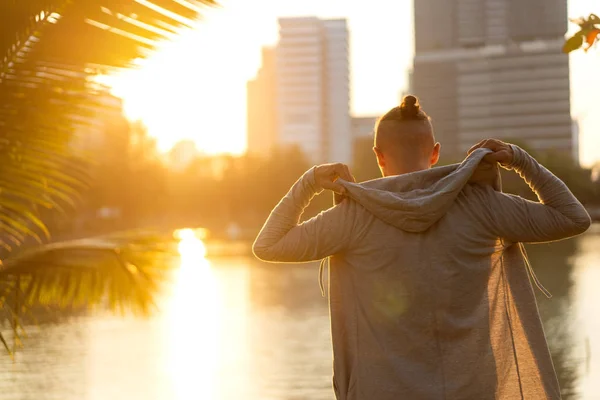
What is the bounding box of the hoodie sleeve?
[481,145,591,244]
[252,167,358,263]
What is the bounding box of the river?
[1,225,599,399]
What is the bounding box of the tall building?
[247,17,352,164]
[247,47,277,157]
[321,18,352,164]
[352,116,378,140]
[413,0,573,159]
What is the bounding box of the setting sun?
[105,8,269,154]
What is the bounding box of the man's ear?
[373,146,385,168]
[430,142,441,166]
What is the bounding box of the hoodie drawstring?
[319,257,329,297]
[518,242,552,299]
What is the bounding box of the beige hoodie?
[253,146,591,400]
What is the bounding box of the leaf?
[0,0,218,357]
[584,28,600,52]
[0,231,176,317]
[0,1,219,254]
[563,32,585,53]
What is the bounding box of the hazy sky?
[112,0,599,166]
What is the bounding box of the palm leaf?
[0,231,177,329]
[0,0,217,355]
[563,32,585,53]
[1,1,217,247]
[565,13,600,53]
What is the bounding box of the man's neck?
[384,164,430,177]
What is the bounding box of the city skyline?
[413,0,575,160]
[108,0,600,167]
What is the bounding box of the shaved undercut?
[374,96,435,163]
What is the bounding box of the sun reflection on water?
[176,228,207,259]
[165,228,221,399]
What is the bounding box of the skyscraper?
[247,17,352,164]
[247,47,277,157]
[320,18,352,164]
[413,0,574,159]
[351,116,378,140]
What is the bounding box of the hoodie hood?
[336,148,502,233]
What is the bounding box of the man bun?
[399,95,420,119]
[376,94,430,132]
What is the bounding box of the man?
[253,95,591,399]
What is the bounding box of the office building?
[412,0,573,159]
[247,47,277,157]
[247,17,352,164]
[352,116,378,140]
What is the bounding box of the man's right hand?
[314,163,355,194]
[468,139,514,167]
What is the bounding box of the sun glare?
[105,8,269,155]
[164,228,221,399]
[176,229,207,259]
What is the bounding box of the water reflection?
[164,228,220,399]
[0,226,598,399]
[0,322,89,399]
[565,228,600,398]
[528,226,600,399]
[527,240,580,398]
[247,262,332,399]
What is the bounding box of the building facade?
[247,17,352,164]
[412,0,575,160]
[352,116,378,140]
[247,47,277,157]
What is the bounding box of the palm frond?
[0,1,217,250]
[0,231,176,314]
[0,1,218,356]
[1,1,217,73]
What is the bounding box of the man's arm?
[253,165,359,263]
[470,140,591,244]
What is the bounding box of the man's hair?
[376,95,430,127]
[374,95,434,153]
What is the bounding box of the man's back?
[328,185,536,399]
[253,146,591,399]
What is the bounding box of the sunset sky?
[109,0,600,167]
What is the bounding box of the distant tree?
[80,119,168,233]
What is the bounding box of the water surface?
[1,225,599,399]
